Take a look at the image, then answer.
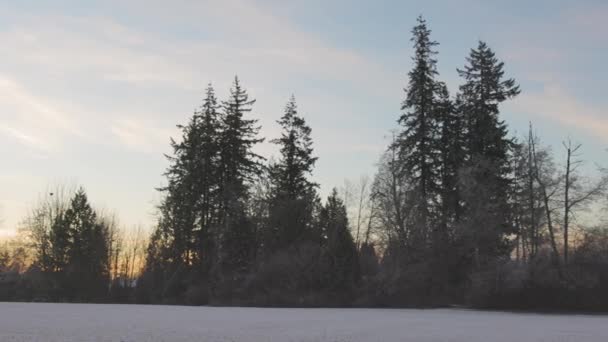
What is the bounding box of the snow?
[0,302,606,341]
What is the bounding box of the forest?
[1,16,607,311]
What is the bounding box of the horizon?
[1,0,607,235]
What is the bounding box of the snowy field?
[0,303,607,342]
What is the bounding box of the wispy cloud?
[110,118,175,154]
[570,4,608,41]
[0,124,50,154]
[498,1,608,146]
[0,76,83,154]
[513,84,608,143]
[0,1,390,157]
[0,0,396,234]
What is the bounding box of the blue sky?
[0,0,606,235]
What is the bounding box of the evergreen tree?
[214,77,264,294]
[358,241,379,279]
[395,16,444,249]
[158,84,223,261]
[218,76,265,213]
[270,96,317,199]
[143,84,224,302]
[457,41,520,267]
[193,85,222,271]
[320,189,359,292]
[137,223,171,303]
[159,113,202,266]
[49,212,70,273]
[266,96,319,251]
[436,85,465,230]
[47,212,71,298]
[63,188,110,301]
[433,83,464,290]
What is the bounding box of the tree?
[436,85,464,231]
[511,132,539,260]
[529,127,561,263]
[19,185,75,273]
[395,16,444,249]
[432,83,463,291]
[214,77,264,295]
[562,140,608,264]
[196,85,223,270]
[266,96,319,251]
[458,41,520,159]
[63,188,111,301]
[457,40,520,267]
[159,84,223,267]
[320,189,359,292]
[218,76,265,214]
[270,96,317,199]
[144,84,224,303]
[352,175,372,249]
[372,135,413,253]
[47,209,71,301]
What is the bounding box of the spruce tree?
[432,82,464,290]
[458,41,520,161]
[157,84,222,266]
[49,212,70,273]
[270,96,317,199]
[436,83,464,235]
[63,188,110,301]
[160,115,201,266]
[215,77,264,291]
[457,41,520,266]
[396,16,443,251]
[320,189,359,293]
[143,84,224,302]
[266,96,319,251]
[217,77,264,216]
[193,85,222,271]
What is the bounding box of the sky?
[0,0,607,235]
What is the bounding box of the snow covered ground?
[0,302,606,342]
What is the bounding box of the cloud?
[0,0,397,230]
[0,1,392,155]
[497,2,608,146]
[0,76,83,154]
[512,84,608,143]
[0,1,388,89]
[570,4,608,41]
[0,21,199,90]
[110,118,175,154]
[0,125,50,154]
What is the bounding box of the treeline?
[137,79,359,306]
[0,186,146,302]
[2,16,608,310]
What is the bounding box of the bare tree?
[18,184,76,270]
[354,176,367,248]
[340,179,354,217]
[562,140,608,264]
[527,128,540,257]
[530,127,561,263]
[339,175,375,249]
[371,136,414,252]
[364,192,379,246]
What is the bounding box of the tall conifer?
[457,41,520,265]
[396,16,444,250]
